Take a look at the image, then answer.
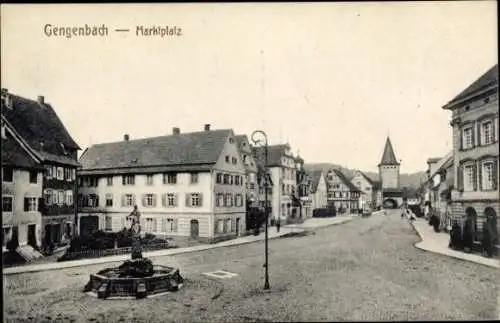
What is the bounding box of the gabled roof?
[1,91,80,152]
[427,157,441,164]
[330,169,361,192]
[2,124,43,170]
[443,64,498,110]
[234,134,258,173]
[379,137,399,166]
[79,129,233,172]
[307,170,324,193]
[252,144,292,167]
[429,150,453,180]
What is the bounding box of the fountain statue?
[83,205,184,299]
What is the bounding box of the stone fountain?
[83,206,184,299]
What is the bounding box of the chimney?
[173,127,180,135]
[37,95,45,104]
[124,134,130,141]
[204,124,211,131]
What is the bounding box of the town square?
[2,2,499,322]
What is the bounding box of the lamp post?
[251,130,270,290]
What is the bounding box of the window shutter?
[174,193,179,207]
[493,160,498,190]
[24,198,29,211]
[152,194,157,207]
[459,129,463,150]
[121,217,126,229]
[141,195,146,207]
[161,194,166,207]
[478,162,483,190]
[95,195,100,207]
[121,195,126,207]
[173,219,178,232]
[122,176,126,185]
[457,165,464,191]
[185,194,190,207]
[477,123,481,146]
[38,197,45,212]
[153,218,158,231]
[473,163,478,191]
[471,123,476,147]
[199,193,203,207]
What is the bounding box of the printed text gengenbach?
[44,24,109,38]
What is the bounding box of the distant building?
[325,169,361,213]
[1,89,80,254]
[442,64,499,246]
[307,170,328,211]
[295,155,312,219]
[351,170,382,210]
[378,137,403,208]
[77,125,247,243]
[252,144,299,223]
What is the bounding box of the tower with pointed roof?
[377,137,403,208]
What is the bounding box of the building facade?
[443,64,499,246]
[1,89,80,252]
[295,155,312,219]
[307,170,328,212]
[378,137,403,208]
[77,126,247,244]
[2,117,44,253]
[253,144,298,223]
[351,170,381,210]
[325,169,361,213]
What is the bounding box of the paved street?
[4,210,498,322]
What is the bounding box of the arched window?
[484,207,498,246]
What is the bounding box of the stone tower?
[378,137,400,189]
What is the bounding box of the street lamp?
[251,129,270,290]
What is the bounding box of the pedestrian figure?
[276,217,281,233]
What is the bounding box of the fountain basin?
[83,264,184,299]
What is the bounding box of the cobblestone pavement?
[4,210,498,322]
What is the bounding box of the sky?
[1,2,497,174]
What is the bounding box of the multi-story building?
[325,169,361,213]
[1,89,80,252]
[77,125,247,243]
[252,144,298,223]
[443,64,499,246]
[2,115,44,254]
[378,137,403,208]
[234,134,259,204]
[351,170,382,210]
[306,170,328,211]
[295,155,312,219]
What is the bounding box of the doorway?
[190,219,199,239]
[236,218,240,236]
[27,224,37,248]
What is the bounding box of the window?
[225,155,230,163]
[106,176,113,186]
[88,194,99,207]
[29,171,38,184]
[72,169,76,181]
[463,165,474,191]
[462,127,473,149]
[45,165,52,178]
[88,177,99,187]
[106,194,113,207]
[163,173,177,184]
[1,122,5,139]
[482,162,494,190]
[122,175,135,185]
[64,168,72,181]
[162,218,178,232]
[164,193,177,207]
[142,194,156,207]
[216,173,222,184]
[216,193,224,207]
[223,174,230,184]
[144,218,156,232]
[66,190,73,205]
[105,216,113,231]
[146,174,154,186]
[24,197,37,212]
[44,189,53,205]
[123,194,134,207]
[231,157,237,165]
[58,190,65,205]
[190,173,198,184]
[235,194,243,207]
[225,219,232,232]
[224,193,233,207]
[235,176,240,186]
[481,121,494,145]
[217,220,224,233]
[2,196,13,212]
[2,167,13,182]
[188,193,202,207]
[57,167,64,180]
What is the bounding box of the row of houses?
[420,64,499,248]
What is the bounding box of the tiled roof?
[379,137,399,166]
[429,150,453,179]
[331,169,361,192]
[307,170,324,193]
[358,171,375,186]
[1,92,80,152]
[2,132,42,170]
[234,134,258,173]
[252,144,292,167]
[79,129,233,171]
[444,64,498,109]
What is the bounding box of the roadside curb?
[3,228,306,276]
[285,217,355,231]
[410,220,499,269]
